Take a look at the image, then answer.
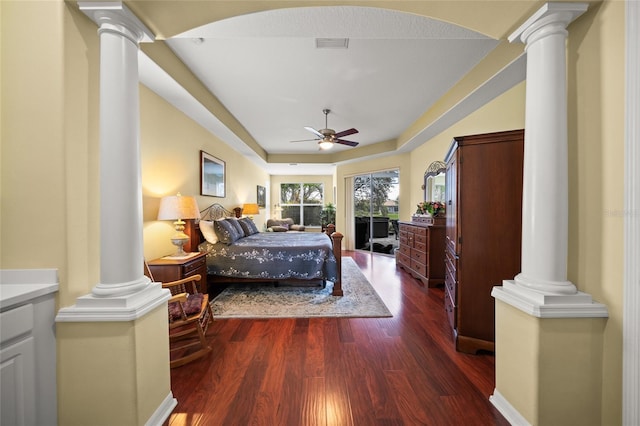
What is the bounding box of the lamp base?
[169,233,190,257]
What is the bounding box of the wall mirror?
[423,161,446,202]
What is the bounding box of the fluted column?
[509,2,587,296]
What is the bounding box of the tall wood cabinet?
[397,217,446,288]
[444,129,524,354]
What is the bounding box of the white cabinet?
[1,270,58,425]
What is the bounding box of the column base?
[492,280,608,318]
[492,296,608,425]
[56,281,170,322]
[515,272,578,295]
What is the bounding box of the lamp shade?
[242,203,260,215]
[157,194,200,220]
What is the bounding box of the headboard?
[187,203,235,248]
[200,203,234,221]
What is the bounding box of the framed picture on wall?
[200,151,225,197]
[257,185,266,208]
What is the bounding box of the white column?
[491,2,607,315]
[510,2,587,295]
[92,5,151,296]
[57,3,169,321]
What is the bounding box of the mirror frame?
[423,161,446,201]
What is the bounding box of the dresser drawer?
[410,248,426,262]
[414,240,427,253]
[445,249,457,281]
[397,252,410,268]
[414,233,427,245]
[411,259,426,277]
[399,234,409,246]
[445,267,457,303]
[444,286,456,330]
[413,226,427,237]
[183,256,206,275]
[399,244,412,257]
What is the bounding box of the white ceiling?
[138,5,521,175]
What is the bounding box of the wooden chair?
[163,274,213,368]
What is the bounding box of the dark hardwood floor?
[166,250,508,426]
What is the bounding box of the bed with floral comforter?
[196,204,343,296]
[199,231,337,280]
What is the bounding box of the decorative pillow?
[238,217,259,236]
[270,225,289,232]
[168,293,204,320]
[246,218,260,234]
[290,224,306,231]
[225,217,244,236]
[214,219,242,244]
[199,220,218,244]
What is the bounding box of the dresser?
[444,129,524,354]
[146,252,208,293]
[397,217,446,288]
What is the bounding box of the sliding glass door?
[353,169,400,255]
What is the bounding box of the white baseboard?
[145,391,177,426]
[489,389,531,426]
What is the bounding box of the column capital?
[508,2,588,45]
[78,1,154,44]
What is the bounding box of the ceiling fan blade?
[290,138,320,143]
[335,139,359,147]
[333,128,358,138]
[304,126,324,138]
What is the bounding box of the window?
[280,183,324,226]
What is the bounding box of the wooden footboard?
[325,224,343,296]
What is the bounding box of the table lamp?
[242,203,259,219]
[158,193,200,257]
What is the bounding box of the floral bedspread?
[198,232,338,282]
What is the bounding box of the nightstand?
[146,252,207,293]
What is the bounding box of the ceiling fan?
[291,109,359,150]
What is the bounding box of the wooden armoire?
[444,129,524,354]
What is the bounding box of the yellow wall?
[140,86,270,261]
[335,80,526,237]
[408,80,526,216]
[1,0,101,310]
[0,0,626,424]
[568,1,624,422]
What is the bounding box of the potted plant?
[416,201,446,217]
[320,202,336,230]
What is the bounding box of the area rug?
[210,257,392,319]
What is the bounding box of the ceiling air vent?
[315,38,349,49]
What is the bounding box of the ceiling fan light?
[319,140,334,150]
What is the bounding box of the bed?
[193,203,343,296]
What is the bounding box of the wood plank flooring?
[166,251,508,426]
